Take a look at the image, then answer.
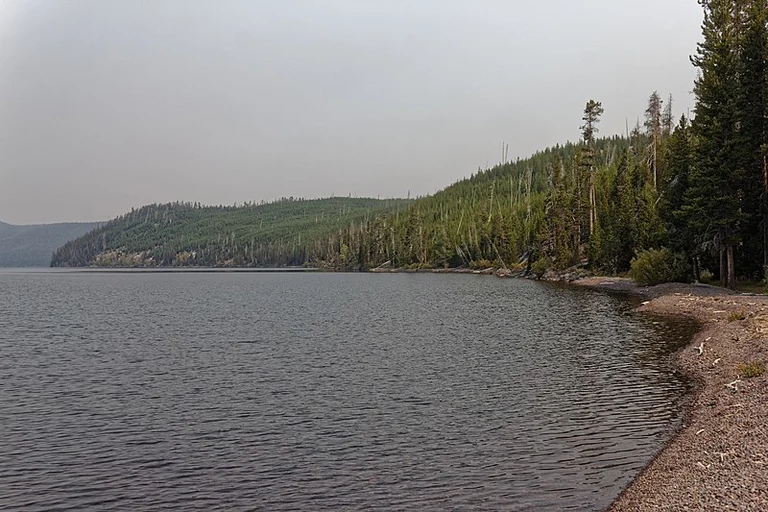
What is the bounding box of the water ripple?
[0,271,694,511]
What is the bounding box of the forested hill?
[50,198,411,268]
[299,2,768,286]
[0,221,101,267]
[313,0,768,286]
[315,131,662,272]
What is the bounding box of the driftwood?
[371,260,392,271]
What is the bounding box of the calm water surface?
[0,270,694,511]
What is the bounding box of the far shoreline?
[0,266,321,273]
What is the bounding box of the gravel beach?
[574,278,768,511]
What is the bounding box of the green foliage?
[323,134,650,272]
[739,360,765,378]
[530,257,553,277]
[581,100,605,144]
[469,259,493,270]
[51,198,410,268]
[628,248,690,286]
[678,0,768,287]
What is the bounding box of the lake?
[0,270,694,511]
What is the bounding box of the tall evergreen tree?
[663,117,698,272]
[580,100,605,240]
[662,94,674,138]
[687,0,744,288]
[735,0,768,278]
[645,91,663,189]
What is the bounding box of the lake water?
[0,270,694,511]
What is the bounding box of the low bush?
[470,259,493,270]
[530,257,553,277]
[739,360,765,379]
[727,311,746,322]
[628,248,690,286]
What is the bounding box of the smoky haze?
[0,1,702,224]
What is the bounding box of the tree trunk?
[727,245,736,289]
[652,138,657,190]
[763,155,767,281]
[720,246,727,286]
[589,176,596,236]
[693,255,701,283]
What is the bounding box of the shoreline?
[572,277,768,511]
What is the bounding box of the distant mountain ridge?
[0,221,101,267]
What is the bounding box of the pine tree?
[662,94,674,138]
[664,117,698,270]
[580,100,605,242]
[735,0,768,278]
[686,0,744,288]
[645,91,663,189]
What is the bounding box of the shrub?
[470,259,493,270]
[530,257,553,277]
[739,360,765,378]
[727,311,746,322]
[629,248,690,286]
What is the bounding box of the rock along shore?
[573,278,768,511]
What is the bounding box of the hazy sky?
[0,1,703,224]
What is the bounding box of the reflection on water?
[0,271,694,511]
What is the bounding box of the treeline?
[319,0,768,287]
[315,131,660,272]
[51,197,411,267]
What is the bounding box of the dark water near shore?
[0,270,694,511]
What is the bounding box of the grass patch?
[739,360,765,379]
[727,311,747,322]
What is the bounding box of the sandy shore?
[573,278,768,511]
